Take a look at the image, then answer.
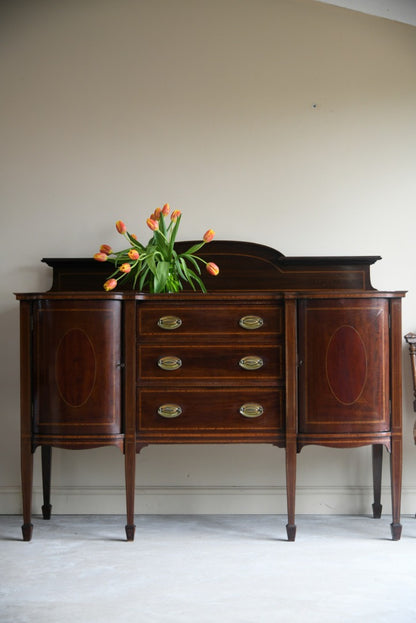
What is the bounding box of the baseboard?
[2,484,416,515]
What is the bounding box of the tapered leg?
[41,446,52,520]
[124,439,136,541]
[390,436,402,540]
[371,444,383,519]
[21,437,33,541]
[285,442,297,541]
[284,297,297,542]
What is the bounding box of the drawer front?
[138,304,283,338]
[137,388,284,437]
[138,345,283,382]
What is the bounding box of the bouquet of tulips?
[94,204,219,293]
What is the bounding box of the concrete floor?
[1,514,416,623]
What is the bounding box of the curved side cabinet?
[33,299,123,438]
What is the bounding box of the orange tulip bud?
[99,244,112,255]
[206,262,219,276]
[147,218,159,231]
[162,203,170,216]
[203,229,215,243]
[171,210,181,221]
[119,263,132,273]
[116,220,127,234]
[128,249,139,260]
[94,252,108,262]
[151,208,162,221]
[103,278,117,291]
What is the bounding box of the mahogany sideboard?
[15,241,405,541]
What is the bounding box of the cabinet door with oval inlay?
[33,300,122,436]
[298,298,390,434]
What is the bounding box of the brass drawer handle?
[158,404,182,418]
[239,403,264,418]
[239,315,264,330]
[239,355,264,371]
[158,356,182,371]
[157,315,182,330]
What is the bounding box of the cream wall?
[1,0,416,518]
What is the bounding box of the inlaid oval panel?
[55,329,97,407]
[326,325,367,405]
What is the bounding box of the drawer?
[137,304,283,338]
[137,388,284,437]
[137,344,283,382]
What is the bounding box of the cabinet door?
[298,299,390,434]
[33,300,122,436]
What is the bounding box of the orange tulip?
[206,262,219,276]
[103,278,117,291]
[116,220,127,234]
[94,252,108,262]
[203,229,215,243]
[147,218,159,231]
[99,244,112,255]
[151,208,162,221]
[128,249,139,260]
[171,210,181,221]
[119,263,132,273]
[162,203,170,216]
